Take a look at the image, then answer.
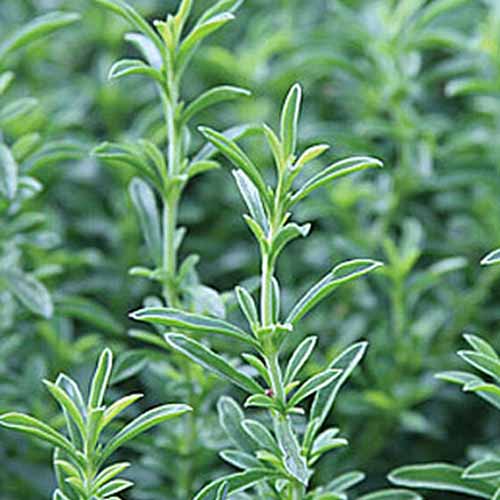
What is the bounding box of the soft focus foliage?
[1,1,500,499]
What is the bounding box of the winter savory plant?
[0,11,81,323]
[92,0,255,496]
[0,348,190,499]
[388,249,500,499]
[131,80,421,499]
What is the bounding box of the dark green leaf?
[0,143,18,200]
[280,84,302,159]
[286,260,383,325]
[129,177,162,266]
[132,307,256,346]
[102,403,191,461]
[0,12,80,60]
[389,463,496,498]
[183,86,250,123]
[166,334,263,394]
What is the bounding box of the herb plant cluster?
[1,1,500,499]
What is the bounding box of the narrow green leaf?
[43,380,85,440]
[241,354,270,384]
[464,334,498,359]
[86,407,105,453]
[102,403,191,461]
[292,144,330,172]
[108,58,163,83]
[271,276,280,324]
[183,86,250,124]
[0,143,18,200]
[0,98,39,128]
[284,336,318,385]
[311,342,368,429]
[435,370,479,386]
[94,462,131,488]
[288,369,341,408]
[3,269,53,318]
[198,126,268,203]
[280,84,302,159]
[358,490,423,500]
[97,479,133,496]
[236,287,259,329]
[291,156,383,204]
[458,350,500,382]
[12,133,42,162]
[218,396,256,453]
[286,260,383,325]
[174,0,194,37]
[93,141,159,185]
[177,13,234,74]
[464,459,500,479]
[233,170,269,233]
[310,428,342,456]
[132,307,256,346]
[194,468,282,500]
[0,413,75,458]
[463,381,500,410]
[274,415,310,485]
[481,249,500,266]
[197,0,244,25]
[0,12,80,60]
[244,214,269,249]
[194,124,258,162]
[389,463,496,498]
[244,394,277,409]
[94,0,164,56]
[0,71,14,95]
[269,222,311,262]
[53,489,71,500]
[215,482,229,500]
[263,124,284,171]
[56,374,86,418]
[88,349,113,409]
[242,419,281,455]
[125,32,162,69]
[53,459,80,480]
[326,471,366,493]
[102,393,143,427]
[166,334,263,394]
[220,450,261,470]
[129,178,162,266]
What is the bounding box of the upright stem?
[160,72,199,499]
[161,79,182,307]
[290,481,305,500]
[163,193,180,307]
[260,253,274,327]
[261,250,286,407]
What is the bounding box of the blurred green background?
[1,0,500,498]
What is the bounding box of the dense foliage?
[1,0,500,499]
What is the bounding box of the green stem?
[261,251,287,408]
[160,76,182,307]
[261,253,274,327]
[162,193,180,307]
[160,72,200,499]
[290,481,305,500]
